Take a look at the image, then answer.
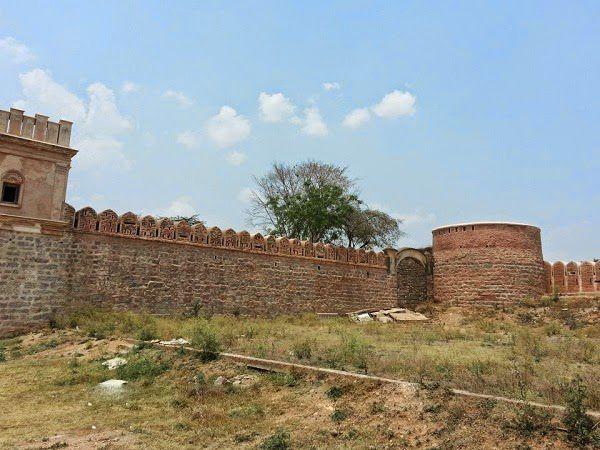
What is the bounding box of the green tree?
[267,181,359,242]
[341,207,404,249]
[246,160,404,248]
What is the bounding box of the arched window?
[1,171,24,206]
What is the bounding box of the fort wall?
[544,260,599,294]
[0,208,401,336]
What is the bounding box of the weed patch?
[259,428,291,450]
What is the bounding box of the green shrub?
[115,355,169,381]
[228,403,265,418]
[136,326,158,341]
[370,401,386,414]
[55,360,107,386]
[259,428,291,450]
[331,409,348,422]
[510,404,551,437]
[0,348,6,363]
[27,338,59,355]
[563,376,597,446]
[324,332,375,371]
[291,338,313,360]
[190,322,221,362]
[234,431,258,443]
[326,385,344,400]
[269,372,299,387]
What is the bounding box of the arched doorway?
[396,249,428,307]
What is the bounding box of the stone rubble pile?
[349,307,428,323]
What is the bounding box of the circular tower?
[432,222,545,305]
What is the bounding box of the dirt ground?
[1,324,595,449]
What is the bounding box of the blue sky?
[0,1,598,261]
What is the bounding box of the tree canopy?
[246,160,404,249]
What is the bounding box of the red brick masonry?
[432,223,546,305]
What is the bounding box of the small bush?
[0,348,6,363]
[326,385,344,400]
[190,322,221,362]
[115,355,169,381]
[544,322,562,336]
[326,332,375,373]
[510,404,551,437]
[27,338,59,355]
[234,431,258,443]
[331,409,348,422]
[563,376,597,446]
[270,372,299,387]
[260,428,291,450]
[370,401,386,414]
[291,338,313,360]
[136,326,158,342]
[55,360,107,386]
[174,422,191,431]
[228,404,265,418]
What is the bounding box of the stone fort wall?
[0,206,401,336]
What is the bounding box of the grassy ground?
[0,297,598,448]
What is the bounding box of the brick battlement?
[70,206,388,268]
[543,260,599,294]
[0,108,73,147]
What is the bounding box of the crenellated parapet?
[0,108,72,147]
[70,205,387,267]
[544,260,599,294]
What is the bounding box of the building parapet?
[71,206,388,268]
[544,260,599,294]
[0,108,72,147]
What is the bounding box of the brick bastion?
[432,222,546,305]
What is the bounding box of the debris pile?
[349,308,428,323]
[214,374,258,387]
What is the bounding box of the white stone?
[159,338,189,346]
[214,376,228,386]
[102,357,127,370]
[356,313,373,322]
[98,379,127,392]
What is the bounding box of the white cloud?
[84,83,132,135]
[258,92,295,122]
[322,82,340,91]
[0,37,35,63]
[14,69,86,121]
[176,130,200,149]
[163,90,193,107]
[157,196,197,217]
[121,81,140,94]
[226,151,247,166]
[371,90,416,118]
[237,187,254,204]
[73,136,131,171]
[14,69,132,170]
[206,106,251,148]
[342,108,371,128]
[301,107,328,136]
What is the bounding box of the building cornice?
[0,133,77,162]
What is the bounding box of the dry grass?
[50,297,600,409]
[0,297,598,448]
